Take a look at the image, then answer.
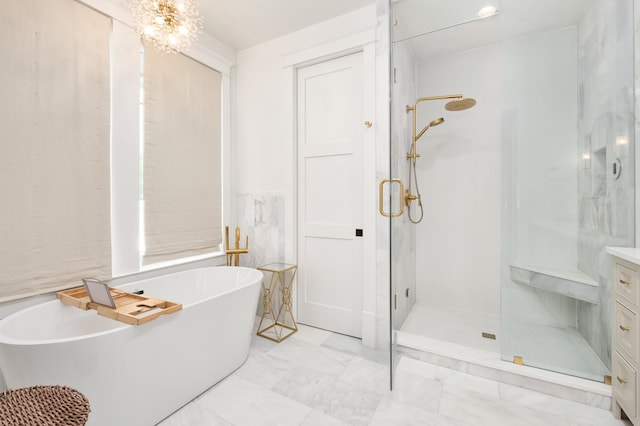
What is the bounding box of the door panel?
[297,51,364,338]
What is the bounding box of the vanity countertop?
[607,247,640,265]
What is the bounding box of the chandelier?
[130,0,203,53]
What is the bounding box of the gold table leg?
[256,265,297,343]
[273,267,297,341]
[256,271,280,341]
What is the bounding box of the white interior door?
[297,51,364,338]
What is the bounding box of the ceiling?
[393,0,588,61]
[120,0,587,55]
[198,0,376,51]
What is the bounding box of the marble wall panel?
[235,193,285,268]
[576,0,635,369]
[390,38,417,329]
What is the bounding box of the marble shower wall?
[577,0,635,370]
[390,39,417,328]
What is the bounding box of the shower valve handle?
[405,190,419,207]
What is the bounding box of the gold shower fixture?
[225,226,249,266]
[405,94,476,224]
[405,94,476,163]
[407,117,444,162]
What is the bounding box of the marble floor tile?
[498,382,628,426]
[267,336,354,378]
[234,349,298,389]
[397,356,500,398]
[439,383,572,426]
[162,322,628,426]
[197,375,312,425]
[248,330,279,354]
[272,364,382,425]
[158,401,233,426]
[322,332,389,365]
[291,323,333,345]
[337,356,391,395]
[311,379,382,425]
[369,397,466,426]
[300,409,349,426]
[390,370,444,413]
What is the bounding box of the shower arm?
[406,94,464,112]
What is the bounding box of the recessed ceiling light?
[478,5,498,18]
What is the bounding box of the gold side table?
[256,263,298,343]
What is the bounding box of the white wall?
[414,42,501,317]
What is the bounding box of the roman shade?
[142,49,222,265]
[0,0,112,301]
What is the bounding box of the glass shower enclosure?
[387,0,635,385]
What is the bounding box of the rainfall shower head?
[415,117,444,141]
[445,97,477,111]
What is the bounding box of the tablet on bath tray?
[82,278,116,309]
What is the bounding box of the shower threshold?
[396,331,612,411]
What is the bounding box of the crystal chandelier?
[130,0,203,53]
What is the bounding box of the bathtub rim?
[0,266,263,346]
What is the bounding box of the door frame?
[283,30,377,347]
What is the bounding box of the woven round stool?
[0,385,90,426]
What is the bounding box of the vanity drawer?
[616,302,639,362]
[616,262,639,306]
[613,350,637,419]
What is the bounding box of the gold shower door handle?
[617,376,628,384]
[620,325,631,332]
[379,179,405,218]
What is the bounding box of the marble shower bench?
[510,264,599,304]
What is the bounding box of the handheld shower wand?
[416,117,445,142]
[405,117,443,223]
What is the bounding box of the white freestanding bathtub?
[0,266,262,425]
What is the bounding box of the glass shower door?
[387,0,503,388]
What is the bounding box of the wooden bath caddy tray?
[57,287,182,325]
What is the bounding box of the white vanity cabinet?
[609,248,640,425]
